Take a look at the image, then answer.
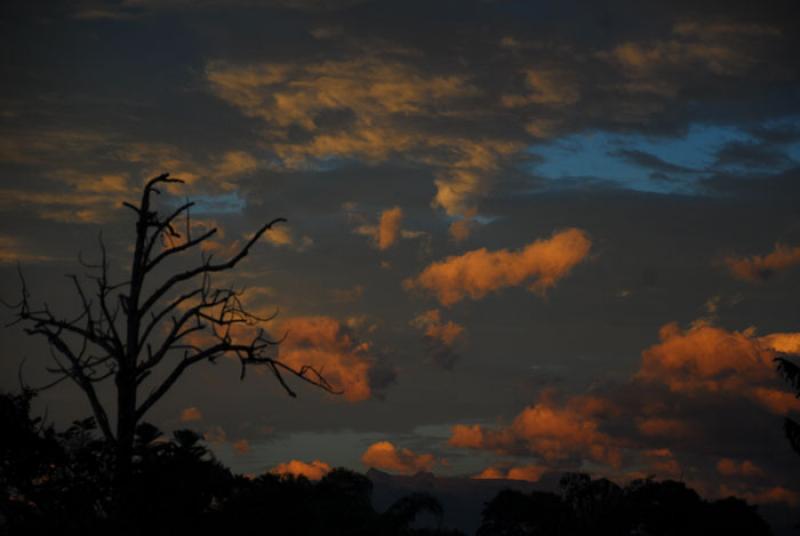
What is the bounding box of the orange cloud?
[449,424,485,449]
[725,244,800,282]
[360,441,436,474]
[473,464,548,482]
[430,139,521,217]
[173,301,381,401]
[377,207,404,250]
[405,228,591,306]
[409,309,465,370]
[0,235,53,264]
[353,206,425,250]
[330,285,365,303]
[410,309,464,347]
[261,224,314,252]
[637,322,800,414]
[278,316,375,402]
[179,406,203,423]
[642,448,681,478]
[448,219,473,242]
[472,467,504,480]
[720,485,800,507]
[750,387,800,415]
[717,458,764,478]
[501,69,580,108]
[206,59,522,220]
[760,332,800,353]
[270,459,332,480]
[636,417,693,438]
[214,150,258,180]
[449,394,622,468]
[203,426,227,444]
[608,39,748,77]
[233,439,251,454]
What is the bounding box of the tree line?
[1,389,775,536]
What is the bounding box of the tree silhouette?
[476,474,771,536]
[775,355,800,455]
[7,173,337,515]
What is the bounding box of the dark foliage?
[776,356,800,456]
[1,390,775,536]
[477,473,772,536]
[0,391,459,536]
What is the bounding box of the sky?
[2,0,800,515]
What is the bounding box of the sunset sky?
[2,0,800,513]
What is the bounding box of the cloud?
[501,69,580,107]
[213,150,259,185]
[448,219,473,243]
[352,205,428,251]
[377,207,404,250]
[329,284,365,303]
[636,417,694,439]
[203,426,227,444]
[716,458,764,478]
[724,243,800,282]
[0,189,119,224]
[473,464,548,482]
[360,441,436,474]
[0,235,54,264]
[205,58,522,220]
[606,29,755,78]
[277,316,378,401]
[719,485,800,508]
[354,206,407,250]
[0,127,267,225]
[448,394,623,468]
[179,406,203,422]
[610,149,696,175]
[405,228,591,306]
[205,57,474,157]
[430,139,522,217]
[760,332,800,353]
[448,317,800,489]
[167,289,388,402]
[409,309,465,370]
[637,322,800,414]
[261,224,314,252]
[410,309,464,347]
[642,448,681,478]
[233,439,251,454]
[270,459,332,480]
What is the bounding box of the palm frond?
[775,356,800,395]
[785,417,800,456]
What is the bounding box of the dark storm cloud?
[610,149,697,175]
[713,140,796,170]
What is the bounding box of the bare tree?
[7,173,336,508]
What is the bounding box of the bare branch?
[12,172,338,494]
[145,226,217,273]
[139,217,287,317]
[30,327,115,442]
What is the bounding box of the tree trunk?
[112,191,147,518]
[112,369,137,521]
